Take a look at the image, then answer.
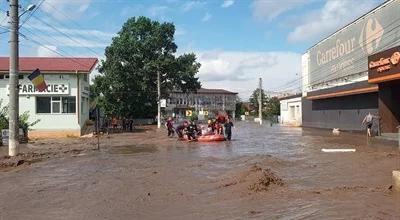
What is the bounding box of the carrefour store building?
[302,0,400,133]
[0,57,98,137]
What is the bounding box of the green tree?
[235,97,246,118]
[92,17,201,118]
[265,96,280,116]
[264,96,280,123]
[249,88,267,116]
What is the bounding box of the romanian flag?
[28,68,47,92]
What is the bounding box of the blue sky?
[0,0,384,99]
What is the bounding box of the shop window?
[51,97,61,114]
[36,96,76,114]
[36,97,51,113]
[18,75,23,79]
[62,97,76,113]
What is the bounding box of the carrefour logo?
[359,18,384,55]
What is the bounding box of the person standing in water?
[362,112,378,137]
[224,118,234,141]
[165,117,174,137]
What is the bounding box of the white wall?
[0,73,87,131]
[301,53,310,97]
[280,97,302,126]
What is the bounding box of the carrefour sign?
[308,0,400,86]
[6,83,70,95]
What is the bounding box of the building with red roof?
[0,57,98,138]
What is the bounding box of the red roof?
[0,57,98,74]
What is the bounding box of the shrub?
[0,100,40,136]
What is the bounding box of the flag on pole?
[28,68,47,92]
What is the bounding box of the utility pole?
[8,0,19,156]
[157,71,161,129]
[258,77,262,125]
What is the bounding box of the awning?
[306,81,378,100]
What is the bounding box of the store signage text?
[317,38,356,66]
[6,83,70,95]
[369,51,400,73]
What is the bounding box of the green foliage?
[0,100,40,134]
[249,89,280,119]
[19,111,40,133]
[0,100,8,131]
[249,88,267,116]
[189,111,198,121]
[92,16,201,118]
[235,97,246,118]
[265,97,280,116]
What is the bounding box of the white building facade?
[0,57,98,138]
[279,94,302,127]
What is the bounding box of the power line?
[19,0,44,28]
[272,22,400,94]
[41,0,109,46]
[20,29,97,70]
[30,14,104,58]
[271,15,400,94]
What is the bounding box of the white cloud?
[37,45,60,57]
[41,0,92,20]
[202,13,212,22]
[182,1,206,12]
[194,50,302,99]
[251,0,308,21]
[287,0,380,43]
[221,0,234,8]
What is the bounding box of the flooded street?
[0,122,399,219]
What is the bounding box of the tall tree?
[249,88,280,118]
[249,88,267,115]
[92,17,201,118]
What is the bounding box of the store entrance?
[378,80,400,133]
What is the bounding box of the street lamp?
[20,4,36,17]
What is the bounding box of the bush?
[19,111,40,135]
[0,100,40,137]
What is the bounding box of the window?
[36,97,51,113]
[62,97,76,113]
[36,96,76,114]
[18,75,23,79]
[0,75,4,79]
[51,97,61,113]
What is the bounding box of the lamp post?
[8,0,36,156]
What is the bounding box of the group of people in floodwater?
[165,114,234,141]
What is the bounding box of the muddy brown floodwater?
[0,122,399,219]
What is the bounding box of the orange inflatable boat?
[197,134,225,142]
[179,134,226,142]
